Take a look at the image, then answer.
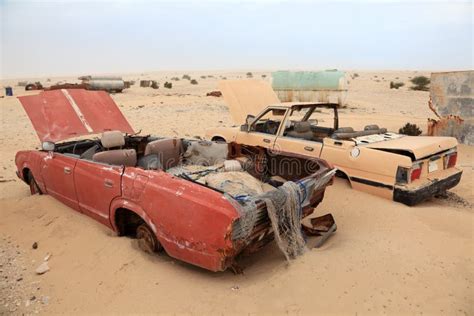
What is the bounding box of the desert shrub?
[207,75,214,78]
[182,74,191,80]
[410,76,430,91]
[170,77,180,81]
[190,79,198,85]
[246,72,253,78]
[221,77,227,80]
[390,81,405,89]
[261,74,267,78]
[150,81,159,89]
[164,82,172,89]
[200,75,206,79]
[399,123,422,136]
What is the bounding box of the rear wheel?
[28,173,42,195]
[136,223,162,253]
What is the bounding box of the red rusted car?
[15,89,335,272]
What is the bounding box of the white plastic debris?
[35,262,49,275]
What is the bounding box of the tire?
[136,223,162,253]
[28,173,42,195]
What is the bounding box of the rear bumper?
[393,170,462,206]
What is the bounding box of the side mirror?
[246,115,255,125]
[240,124,249,132]
[42,141,55,151]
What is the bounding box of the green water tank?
[272,70,346,91]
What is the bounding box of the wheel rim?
[136,225,157,253]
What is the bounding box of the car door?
[235,107,288,149]
[74,159,124,227]
[273,106,324,157]
[40,153,79,210]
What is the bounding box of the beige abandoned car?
[206,80,462,206]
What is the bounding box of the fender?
[15,151,31,182]
[109,198,158,236]
[16,151,48,193]
[335,167,353,187]
[211,135,228,142]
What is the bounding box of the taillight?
[396,163,422,184]
[396,167,409,184]
[444,152,457,169]
[410,164,422,182]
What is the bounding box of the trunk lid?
[18,89,134,142]
[362,135,458,160]
[219,80,280,124]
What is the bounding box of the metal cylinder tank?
[87,80,125,92]
[271,70,347,103]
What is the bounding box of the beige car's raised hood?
[219,80,280,124]
[363,135,457,160]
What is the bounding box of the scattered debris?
[427,71,473,145]
[17,81,28,87]
[44,83,87,91]
[302,214,337,248]
[164,82,172,89]
[32,242,38,250]
[35,262,49,275]
[206,91,222,97]
[190,79,198,85]
[140,80,151,87]
[0,236,47,314]
[43,253,51,262]
[231,285,239,291]
[5,86,13,96]
[182,74,191,80]
[25,82,43,91]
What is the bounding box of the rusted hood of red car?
[18,89,135,142]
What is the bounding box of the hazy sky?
[1,0,472,78]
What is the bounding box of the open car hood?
[18,89,135,142]
[363,135,457,160]
[219,80,280,124]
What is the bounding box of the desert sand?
[0,71,472,315]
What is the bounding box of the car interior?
[281,105,388,142]
[52,131,321,184]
